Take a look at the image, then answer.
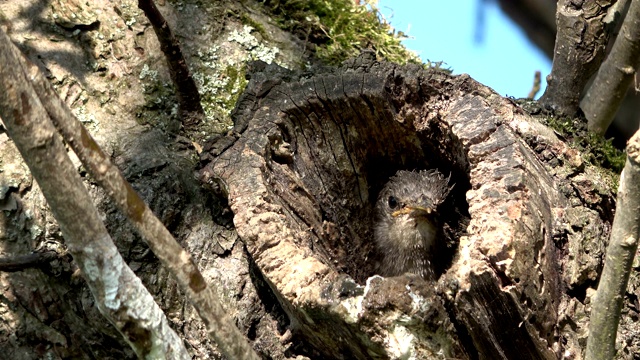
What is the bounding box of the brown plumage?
[374,169,452,279]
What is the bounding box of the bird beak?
[391,205,434,218]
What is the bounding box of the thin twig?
[527,70,541,100]
[0,28,191,360]
[0,250,60,272]
[138,0,204,129]
[585,130,640,360]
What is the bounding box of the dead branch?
[0,28,191,360]
[0,250,60,272]
[138,0,204,129]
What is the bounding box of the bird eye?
[388,196,398,209]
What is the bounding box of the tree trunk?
[199,53,619,359]
[1,0,636,359]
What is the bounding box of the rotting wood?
[200,53,615,359]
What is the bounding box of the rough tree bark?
[540,0,614,116]
[1,0,639,359]
[198,54,625,359]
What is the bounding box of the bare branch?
[0,250,60,272]
[582,0,640,135]
[540,0,615,116]
[26,24,260,360]
[585,130,640,360]
[138,0,204,129]
[527,70,542,100]
[0,29,191,360]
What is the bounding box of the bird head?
[373,169,454,278]
[377,169,453,224]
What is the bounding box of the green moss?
[240,13,269,41]
[136,64,177,128]
[545,116,626,173]
[580,132,626,173]
[264,0,420,65]
[424,60,452,74]
[189,47,249,134]
[222,64,248,110]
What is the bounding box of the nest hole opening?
[257,70,473,286]
[293,111,471,285]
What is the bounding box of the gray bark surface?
[0,0,295,358]
[541,0,614,116]
[1,0,639,359]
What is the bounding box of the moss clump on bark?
[263,0,420,65]
[545,115,625,173]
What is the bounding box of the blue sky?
[377,0,552,99]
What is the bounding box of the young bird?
[374,169,452,279]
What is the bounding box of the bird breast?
[386,214,438,251]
